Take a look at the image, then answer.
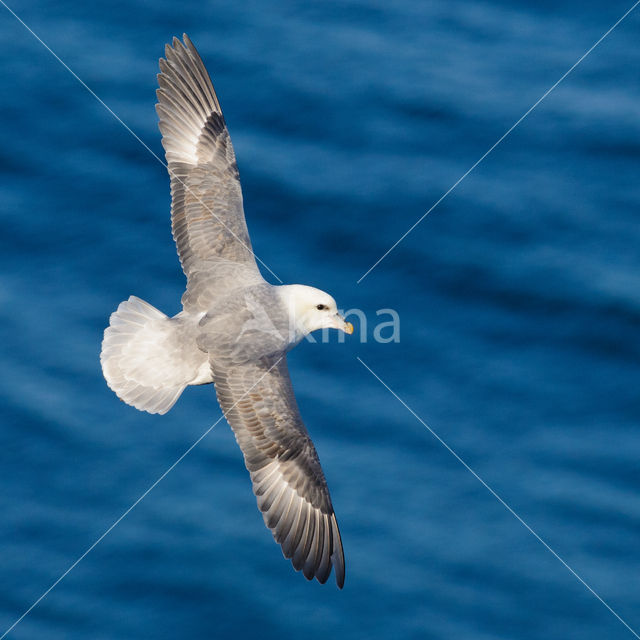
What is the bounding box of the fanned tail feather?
[100,296,188,414]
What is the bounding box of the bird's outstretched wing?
[156,35,262,299]
[210,355,345,588]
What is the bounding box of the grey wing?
[211,355,345,588]
[156,35,262,296]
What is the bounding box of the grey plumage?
[101,34,348,588]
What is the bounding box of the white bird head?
[278,284,353,341]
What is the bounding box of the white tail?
[100,296,190,414]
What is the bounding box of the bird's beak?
[335,313,353,335]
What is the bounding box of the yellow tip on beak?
[345,322,354,335]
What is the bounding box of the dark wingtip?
[331,515,345,589]
[334,564,345,589]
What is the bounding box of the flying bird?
[100,34,352,588]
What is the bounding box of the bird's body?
[100,35,351,588]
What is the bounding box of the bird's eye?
[316,304,326,311]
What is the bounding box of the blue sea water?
[1,1,639,638]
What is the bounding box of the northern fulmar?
[100,34,352,588]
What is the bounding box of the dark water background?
[1,1,639,638]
